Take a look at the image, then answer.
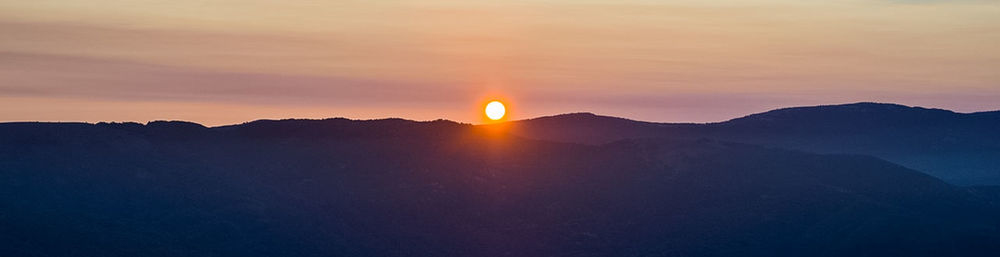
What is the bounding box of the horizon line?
[3,101,1000,129]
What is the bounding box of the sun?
[485,101,506,120]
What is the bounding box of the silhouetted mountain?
[969,186,1000,204]
[507,112,677,145]
[506,102,1000,185]
[2,118,999,256]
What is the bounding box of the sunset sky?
[2,0,998,125]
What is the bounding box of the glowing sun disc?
[485,101,506,120]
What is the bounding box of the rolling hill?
[1,116,999,256]
[505,103,1000,185]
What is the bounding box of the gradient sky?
[2,0,999,125]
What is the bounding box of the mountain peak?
[530,112,600,120]
[725,102,958,125]
[522,112,651,125]
[145,120,207,130]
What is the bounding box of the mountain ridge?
[3,102,997,129]
[4,102,999,186]
[2,115,1000,256]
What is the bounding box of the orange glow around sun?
[485,101,506,120]
[476,93,513,124]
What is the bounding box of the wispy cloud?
[0,51,467,106]
[1,1,999,123]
